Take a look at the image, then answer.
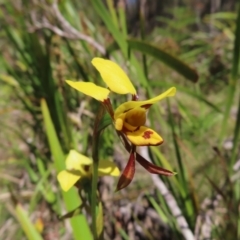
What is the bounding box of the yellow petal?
[97,159,120,176]
[91,58,136,95]
[126,126,163,146]
[66,80,110,102]
[142,87,176,105]
[66,150,92,173]
[114,111,142,131]
[115,116,125,131]
[57,170,81,192]
[34,218,44,233]
[114,87,176,118]
[122,121,139,131]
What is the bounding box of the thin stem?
[91,148,99,240]
[91,104,105,239]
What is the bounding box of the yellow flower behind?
[57,150,120,192]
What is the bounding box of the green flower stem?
[91,149,99,240]
[91,105,104,239]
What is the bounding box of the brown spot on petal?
[142,130,153,139]
[141,104,152,109]
[132,94,138,101]
[124,108,133,113]
[83,165,90,172]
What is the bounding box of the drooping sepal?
[136,153,176,176]
[116,151,135,191]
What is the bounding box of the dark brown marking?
[142,130,153,139]
[141,104,152,109]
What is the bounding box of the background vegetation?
[0,0,239,239]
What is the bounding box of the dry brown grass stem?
[28,0,106,54]
[139,146,195,240]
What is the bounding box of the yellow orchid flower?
[66,58,176,191]
[57,150,120,192]
[66,58,176,146]
[114,87,175,146]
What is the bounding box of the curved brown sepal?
[136,153,175,176]
[115,152,135,191]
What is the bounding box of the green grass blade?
[90,0,149,90]
[97,114,112,133]
[231,94,240,168]
[118,3,127,38]
[206,12,236,20]
[127,39,199,82]
[150,81,221,113]
[90,0,127,54]
[41,99,92,240]
[41,99,65,171]
[106,0,119,29]
[220,3,240,141]
[147,194,168,223]
[167,100,194,224]
[150,147,186,196]
[96,202,103,239]
[15,204,43,240]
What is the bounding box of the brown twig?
[28,0,106,54]
[139,146,196,240]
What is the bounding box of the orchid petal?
[115,115,125,131]
[114,112,139,131]
[122,121,139,131]
[126,126,163,146]
[66,150,92,173]
[114,87,176,118]
[95,159,120,176]
[124,107,146,127]
[136,154,176,176]
[114,108,146,132]
[57,170,81,192]
[66,80,110,102]
[142,87,176,105]
[116,151,135,191]
[92,58,136,95]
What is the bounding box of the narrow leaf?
[127,39,199,82]
[15,204,43,240]
[41,99,92,240]
[41,98,65,171]
[231,95,240,168]
[96,202,104,238]
[220,3,240,141]
[58,205,85,220]
[97,113,112,133]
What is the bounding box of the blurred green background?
[0,0,239,239]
